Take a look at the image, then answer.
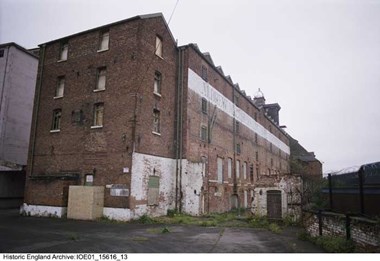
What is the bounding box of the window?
[154,71,161,95]
[256,167,259,180]
[59,42,68,61]
[55,77,65,98]
[148,176,159,205]
[255,151,259,161]
[250,164,254,182]
[153,109,160,134]
[228,158,232,179]
[234,95,239,107]
[235,120,240,134]
[254,112,258,122]
[98,31,109,51]
[201,65,208,81]
[201,98,207,114]
[51,109,62,131]
[236,143,241,154]
[95,67,107,91]
[92,103,104,127]
[155,36,163,57]
[271,158,274,167]
[255,133,258,143]
[200,125,207,141]
[236,160,240,178]
[270,143,273,152]
[243,162,247,180]
[217,157,223,184]
[0,49,4,58]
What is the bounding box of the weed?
[68,233,79,241]
[249,215,270,229]
[161,226,170,233]
[200,220,218,227]
[268,223,282,234]
[137,214,155,224]
[167,209,177,217]
[297,230,310,241]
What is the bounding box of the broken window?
[153,109,160,134]
[93,103,104,127]
[59,42,68,61]
[155,36,163,57]
[201,98,207,114]
[95,67,107,91]
[154,71,162,95]
[98,30,109,51]
[148,176,160,205]
[255,133,258,144]
[235,120,240,134]
[217,157,223,184]
[201,65,208,82]
[200,125,207,141]
[55,76,65,98]
[250,164,254,183]
[51,109,62,131]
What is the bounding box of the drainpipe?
[232,84,238,211]
[175,47,184,212]
[29,44,46,176]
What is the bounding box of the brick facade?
[23,13,303,220]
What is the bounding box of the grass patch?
[268,223,282,234]
[314,236,355,253]
[132,236,149,242]
[136,214,156,224]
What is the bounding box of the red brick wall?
[25,16,178,209]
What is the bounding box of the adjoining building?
[21,13,318,220]
[0,42,39,208]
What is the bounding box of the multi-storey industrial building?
[0,43,38,208]
[22,13,312,220]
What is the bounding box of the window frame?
[95,67,107,92]
[200,125,207,142]
[217,157,223,184]
[92,103,104,128]
[58,42,68,61]
[154,71,162,96]
[51,109,62,132]
[98,30,110,52]
[54,76,65,99]
[201,98,208,114]
[155,35,163,58]
[152,108,161,135]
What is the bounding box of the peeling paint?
[20,203,66,218]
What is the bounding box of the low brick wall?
[303,210,380,252]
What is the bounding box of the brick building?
[22,13,306,220]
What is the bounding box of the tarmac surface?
[0,209,324,253]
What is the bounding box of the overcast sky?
[1,0,379,174]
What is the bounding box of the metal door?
[267,190,282,219]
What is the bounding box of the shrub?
[137,214,155,224]
[314,236,355,253]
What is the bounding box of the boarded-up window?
[243,162,247,180]
[148,176,159,205]
[236,160,240,178]
[55,76,65,98]
[217,157,223,184]
[227,158,232,179]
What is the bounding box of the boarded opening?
[148,176,159,206]
[267,190,282,219]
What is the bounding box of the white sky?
[1,0,379,174]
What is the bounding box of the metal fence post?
[358,167,365,215]
[328,174,333,211]
[318,210,323,236]
[345,214,351,240]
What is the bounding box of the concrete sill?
[57,59,67,63]
[153,92,162,98]
[54,96,63,100]
[152,131,161,136]
[50,130,60,133]
[155,54,164,60]
[91,125,103,129]
[93,89,105,93]
[97,48,109,53]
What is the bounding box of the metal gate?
[267,190,282,219]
